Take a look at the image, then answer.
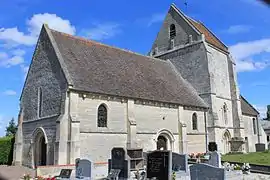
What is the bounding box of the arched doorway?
[223,130,231,154]
[157,135,167,150]
[155,129,175,151]
[33,128,48,167]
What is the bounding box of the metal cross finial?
[184,0,188,13]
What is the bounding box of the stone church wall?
[22,116,57,167]
[243,115,267,152]
[135,104,179,152]
[77,97,128,163]
[19,27,67,167]
[184,109,206,154]
[206,46,232,99]
[77,95,208,163]
[20,27,67,122]
[150,5,200,54]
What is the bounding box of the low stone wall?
[36,164,75,178]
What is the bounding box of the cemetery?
[19,146,270,180]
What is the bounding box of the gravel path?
[0,165,35,180]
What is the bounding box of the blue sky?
[0,0,269,136]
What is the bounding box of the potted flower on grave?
[242,163,251,174]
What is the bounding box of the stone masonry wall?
[20,27,68,166]
[150,6,200,55]
[76,93,207,162]
[22,116,58,167]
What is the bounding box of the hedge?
[0,136,15,165]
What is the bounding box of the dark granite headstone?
[172,153,188,172]
[108,147,130,179]
[146,150,172,180]
[208,142,218,152]
[75,158,92,179]
[190,163,225,180]
[255,143,266,152]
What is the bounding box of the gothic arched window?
[192,113,198,130]
[223,103,228,125]
[97,104,107,127]
[253,118,257,134]
[169,24,176,39]
[38,87,43,118]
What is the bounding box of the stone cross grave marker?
[75,158,92,179]
[146,150,172,180]
[108,147,130,179]
[172,152,188,172]
[208,151,221,168]
[190,163,225,180]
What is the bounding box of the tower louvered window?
[170,24,176,39]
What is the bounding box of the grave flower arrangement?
[241,163,251,174]
[189,153,195,159]
[233,164,242,171]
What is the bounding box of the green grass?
[222,151,270,166]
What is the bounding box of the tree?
[263,105,270,121]
[5,118,17,137]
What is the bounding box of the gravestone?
[172,152,188,172]
[208,142,218,152]
[190,163,225,180]
[127,148,144,171]
[208,151,221,168]
[54,169,73,179]
[107,169,121,180]
[146,150,172,180]
[108,147,130,179]
[75,158,92,179]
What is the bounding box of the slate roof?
[240,95,259,116]
[48,28,208,108]
[187,18,228,53]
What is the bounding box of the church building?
[13,4,267,168]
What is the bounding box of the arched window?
[253,118,257,134]
[192,113,198,130]
[223,103,228,125]
[97,104,107,127]
[38,87,43,118]
[169,24,176,39]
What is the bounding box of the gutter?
[204,111,208,153]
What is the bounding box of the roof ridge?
[49,28,167,64]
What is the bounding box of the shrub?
[0,136,15,165]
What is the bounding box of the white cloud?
[27,13,76,36]
[84,23,121,41]
[229,38,270,72]
[12,49,26,56]
[253,105,267,118]
[20,64,29,80]
[0,51,24,67]
[225,25,252,34]
[0,13,76,47]
[147,13,166,27]
[3,90,17,96]
[250,81,269,87]
[136,12,165,27]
